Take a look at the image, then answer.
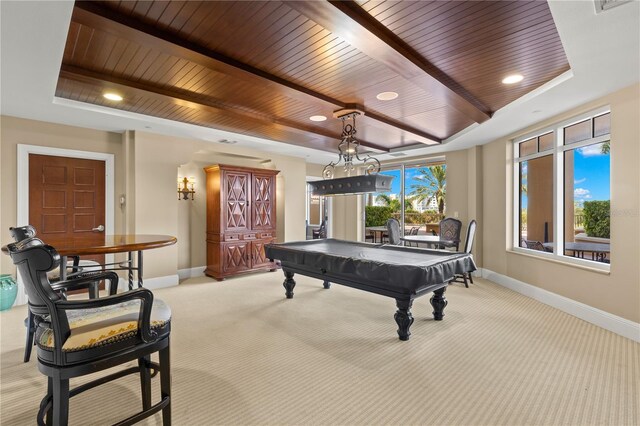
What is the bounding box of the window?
[513,108,611,267]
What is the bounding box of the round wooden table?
[44,234,177,289]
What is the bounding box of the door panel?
[252,173,275,230]
[222,242,250,273]
[222,171,251,232]
[29,154,106,265]
[251,238,275,268]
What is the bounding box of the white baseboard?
[177,266,206,281]
[480,268,640,342]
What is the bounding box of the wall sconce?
[178,176,195,200]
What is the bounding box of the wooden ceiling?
[57,1,569,153]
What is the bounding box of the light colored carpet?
[1,273,638,425]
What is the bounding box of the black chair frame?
[312,220,327,239]
[452,220,477,288]
[9,226,112,363]
[5,239,171,426]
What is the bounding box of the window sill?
[507,248,611,275]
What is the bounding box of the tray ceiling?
[56,0,570,154]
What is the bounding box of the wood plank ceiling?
[56,0,569,154]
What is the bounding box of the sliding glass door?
[363,160,445,241]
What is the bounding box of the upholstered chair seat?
[38,299,171,352]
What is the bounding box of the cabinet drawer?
[259,232,273,239]
[244,233,256,240]
[224,234,240,242]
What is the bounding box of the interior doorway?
[16,145,115,304]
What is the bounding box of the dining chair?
[404,226,420,247]
[452,220,477,288]
[364,229,375,243]
[9,226,109,363]
[312,220,327,239]
[439,217,463,250]
[385,218,402,245]
[4,237,171,426]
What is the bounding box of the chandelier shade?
[309,174,393,196]
[312,110,394,196]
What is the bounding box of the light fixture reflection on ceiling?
[308,110,393,196]
[103,92,123,101]
[502,74,524,84]
[309,115,327,121]
[376,91,399,101]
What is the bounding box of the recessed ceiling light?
[502,74,524,85]
[376,91,399,101]
[103,92,123,101]
[310,115,327,122]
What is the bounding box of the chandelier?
[309,110,393,196]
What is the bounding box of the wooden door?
[251,173,276,231]
[222,171,251,233]
[29,154,106,264]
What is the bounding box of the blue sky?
[373,167,440,198]
[521,142,610,208]
[572,144,611,203]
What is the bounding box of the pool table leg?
[323,281,331,289]
[430,287,448,321]
[394,299,414,341]
[283,270,296,299]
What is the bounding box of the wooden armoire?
[204,164,280,280]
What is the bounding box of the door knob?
[92,225,105,232]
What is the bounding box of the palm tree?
[375,194,412,212]
[409,165,446,217]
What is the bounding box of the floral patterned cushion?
[38,298,171,352]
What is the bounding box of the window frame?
[512,106,611,271]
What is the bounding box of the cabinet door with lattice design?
[251,173,276,231]
[251,239,275,268]
[222,242,251,273]
[222,171,251,232]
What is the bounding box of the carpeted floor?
[1,273,638,425]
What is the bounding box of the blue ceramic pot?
[0,274,18,311]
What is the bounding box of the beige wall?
[0,116,125,273]
[481,83,640,322]
[325,84,639,323]
[130,132,308,272]
[0,119,308,283]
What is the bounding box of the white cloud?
[574,177,586,184]
[577,144,605,157]
[574,188,592,199]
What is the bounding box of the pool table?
[265,239,476,341]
